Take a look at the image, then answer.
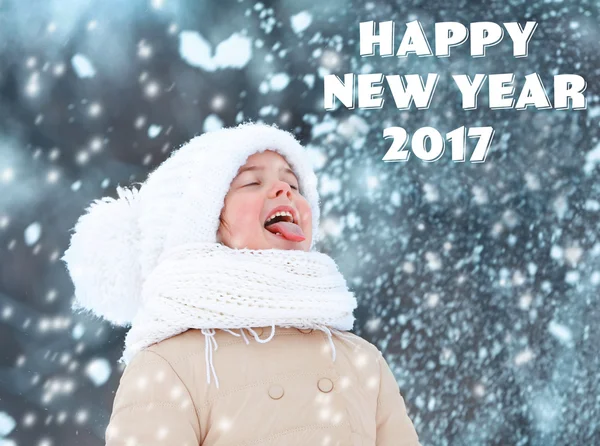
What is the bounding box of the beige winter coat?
[105,326,421,445]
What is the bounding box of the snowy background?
[0,0,599,444]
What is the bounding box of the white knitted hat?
[61,120,322,328]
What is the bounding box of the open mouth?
[264,210,296,227]
[263,210,306,242]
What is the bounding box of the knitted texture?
[61,120,358,389]
[123,242,358,387]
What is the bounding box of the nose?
[269,180,293,200]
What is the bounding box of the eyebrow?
[236,165,299,182]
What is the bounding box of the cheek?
[225,195,263,227]
[297,199,313,228]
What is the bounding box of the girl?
[62,121,421,445]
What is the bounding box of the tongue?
[265,221,306,242]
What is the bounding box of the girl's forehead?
[239,150,293,171]
[246,149,287,164]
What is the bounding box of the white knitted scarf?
[121,241,359,388]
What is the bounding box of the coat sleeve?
[105,349,201,446]
[375,351,422,446]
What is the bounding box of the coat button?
[317,378,334,393]
[268,384,284,400]
[297,328,313,334]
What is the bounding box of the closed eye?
[245,182,299,190]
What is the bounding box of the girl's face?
[217,149,313,251]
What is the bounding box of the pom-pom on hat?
[64,185,143,326]
[61,121,322,328]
